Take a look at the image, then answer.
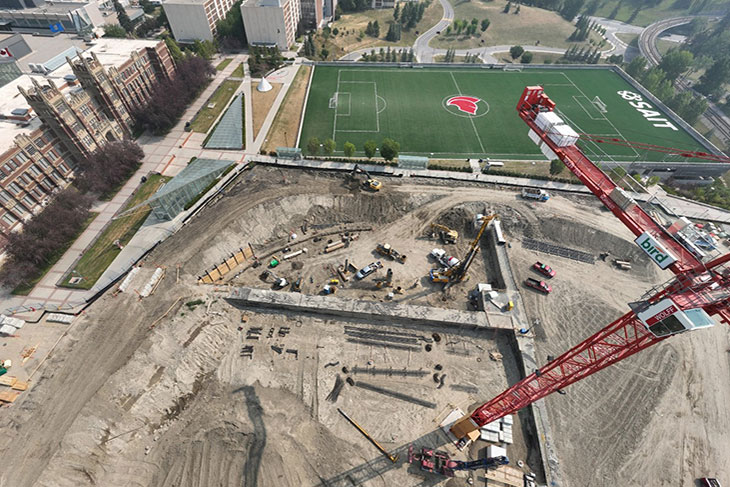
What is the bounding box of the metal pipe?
[337,408,398,463]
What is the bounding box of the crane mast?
[449,86,730,444]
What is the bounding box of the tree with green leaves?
[386,22,401,42]
[104,24,127,38]
[113,0,134,32]
[307,137,320,156]
[514,4,520,13]
[626,56,647,79]
[192,39,217,60]
[481,18,490,31]
[380,138,400,161]
[320,47,329,60]
[323,138,336,155]
[393,3,400,21]
[521,51,533,64]
[364,140,377,159]
[216,1,247,48]
[165,36,183,62]
[658,49,693,81]
[503,2,511,13]
[549,159,565,175]
[510,45,524,59]
[343,142,356,158]
[696,56,730,96]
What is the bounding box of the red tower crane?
[450,86,730,444]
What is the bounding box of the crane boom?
[516,86,702,274]
[448,86,730,445]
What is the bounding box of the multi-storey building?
[299,0,322,29]
[162,0,238,42]
[0,39,175,249]
[241,0,300,51]
[67,39,175,131]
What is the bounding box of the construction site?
[1,86,730,487]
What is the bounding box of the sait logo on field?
[443,95,489,118]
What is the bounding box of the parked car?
[525,277,551,294]
[356,261,382,279]
[533,261,556,278]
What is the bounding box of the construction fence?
[198,244,256,284]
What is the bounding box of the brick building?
[0,39,175,249]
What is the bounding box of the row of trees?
[625,52,708,125]
[365,20,381,38]
[562,45,602,63]
[393,1,427,30]
[386,22,402,42]
[0,140,145,288]
[445,18,489,37]
[306,138,401,161]
[568,14,602,42]
[132,55,215,135]
[360,47,415,62]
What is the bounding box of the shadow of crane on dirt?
[233,385,267,486]
[315,427,452,487]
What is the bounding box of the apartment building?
[0,39,175,248]
[162,0,238,42]
[299,0,322,29]
[241,0,300,51]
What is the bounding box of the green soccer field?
[298,66,709,162]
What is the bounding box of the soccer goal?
[503,65,523,72]
[329,93,339,109]
[592,96,608,113]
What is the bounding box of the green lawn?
[190,80,241,133]
[300,66,708,161]
[216,58,233,71]
[60,175,171,290]
[432,1,603,50]
[231,63,245,78]
[593,0,725,27]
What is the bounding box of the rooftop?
[47,37,161,78]
[15,33,88,72]
[0,2,89,15]
[0,74,48,148]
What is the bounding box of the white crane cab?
[636,298,715,338]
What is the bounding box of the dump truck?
[521,188,550,202]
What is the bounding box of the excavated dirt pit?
[1,167,728,487]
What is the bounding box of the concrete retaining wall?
[227,287,510,330]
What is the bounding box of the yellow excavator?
[429,214,497,287]
[430,223,459,244]
[351,164,382,191]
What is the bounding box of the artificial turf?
[299,66,708,162]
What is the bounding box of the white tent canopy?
[257,77,272,92]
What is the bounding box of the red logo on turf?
[446,96,481,115]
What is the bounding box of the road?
[412,0,453,63]
[639,15,730,147]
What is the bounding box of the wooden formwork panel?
[225,257,238,271]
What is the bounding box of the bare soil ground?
[0,167,728,487]
[252,82,283,140]
[262,66,311,153]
